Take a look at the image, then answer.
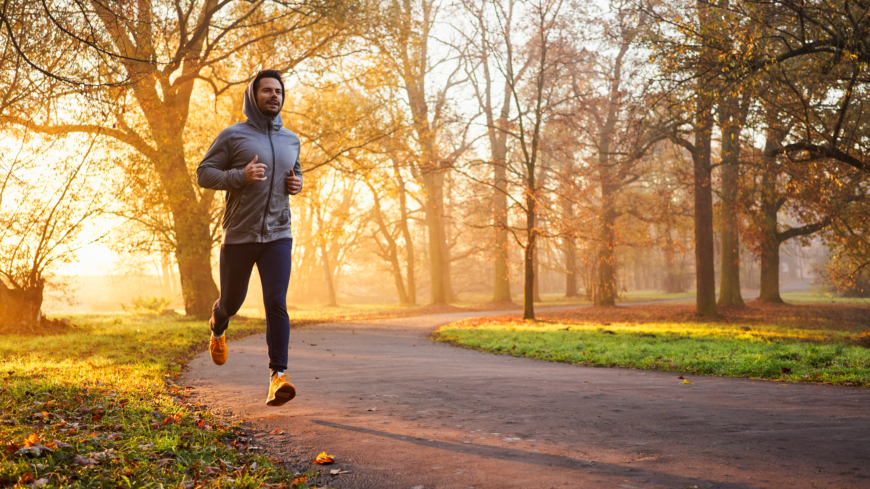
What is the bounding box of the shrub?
[121,296,172,315]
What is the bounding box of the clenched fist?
[244,155,267,184]
[286,168,302,194]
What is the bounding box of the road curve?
[184,309,870,489]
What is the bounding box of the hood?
[243,77,284,133]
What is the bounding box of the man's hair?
[253,69,284,95]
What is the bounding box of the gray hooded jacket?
[196,79,302,244]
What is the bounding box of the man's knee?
[218,297,246,318]
[263,294,287,315]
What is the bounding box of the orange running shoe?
[266,373,296,406]
[209,334,228,365]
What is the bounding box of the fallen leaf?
[330,468,351,475]
[313,451,335,464]
[366,407,377,412]
[202,465,221,476]
[780,367,792,374]
[293,476,308,484]
[680,380,693,384]
[23,433,39,447]
[677,376,684,379]
[32,478,49,487]
[156,458,174,468]
[74,454,98,466]
[269,429,285,435]
[5,442,19,455]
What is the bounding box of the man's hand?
[244,155,267,184]
[286,168,302,194]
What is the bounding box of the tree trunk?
[597,178,618,306]
[523,182,537,320]
[492,160,512,302]
[161,250,175,297]
[422,170,448,304]
[441,199,455,302]
[393,157,416,305]
[758,237,783,303]
[320,242,338,307]
[533,243,542,302]
[717,95,745,307]
[0,280,44,333]
[693,97,718,316]
[154,138,218,318]
[565,236,578,297]
[369,186,411,304]
[663,232,682,293]
[390,253,411,305]
[757,129,785,303]
[170,200,220,317]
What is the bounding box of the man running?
[196,69,302,406]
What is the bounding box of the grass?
[433,302,870,386]
[0,313,345,489]
[780,290,870,305]
[621,290,695,303]
[237,300,542,320]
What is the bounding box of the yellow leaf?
[313,451,335,464]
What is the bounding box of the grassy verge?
[0,313,334,488]
[433,303,870,386]
[621,290,695,303]
[780,290,870,305]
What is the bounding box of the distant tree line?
[0,0,867,328]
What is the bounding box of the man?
[196,70,302,407]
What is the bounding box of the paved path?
[184,309,870,489]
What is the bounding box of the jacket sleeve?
[196,129,247,190]
[289,155,303,195]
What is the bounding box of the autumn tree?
[488,0,574,319]
[0,135,110,331]
[457,0,528,303]
[1,0,351,316]
[564,0,670,306]
[364,0,480,304]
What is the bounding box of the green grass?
[621,290,696,303]
[781,290,870,305]
[236,302,418,319]
[0,314,327,488]
[433,315,870,386]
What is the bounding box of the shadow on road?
[311,419,758,489]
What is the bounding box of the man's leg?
[212,242,260,337]
[256,238,293,374]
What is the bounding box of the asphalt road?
[183,308,870,489]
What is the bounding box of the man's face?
[256,77,283,117]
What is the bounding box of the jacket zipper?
[260,124,276,238]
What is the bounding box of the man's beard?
[259,100,281,117]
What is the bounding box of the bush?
[121,296,172,315]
